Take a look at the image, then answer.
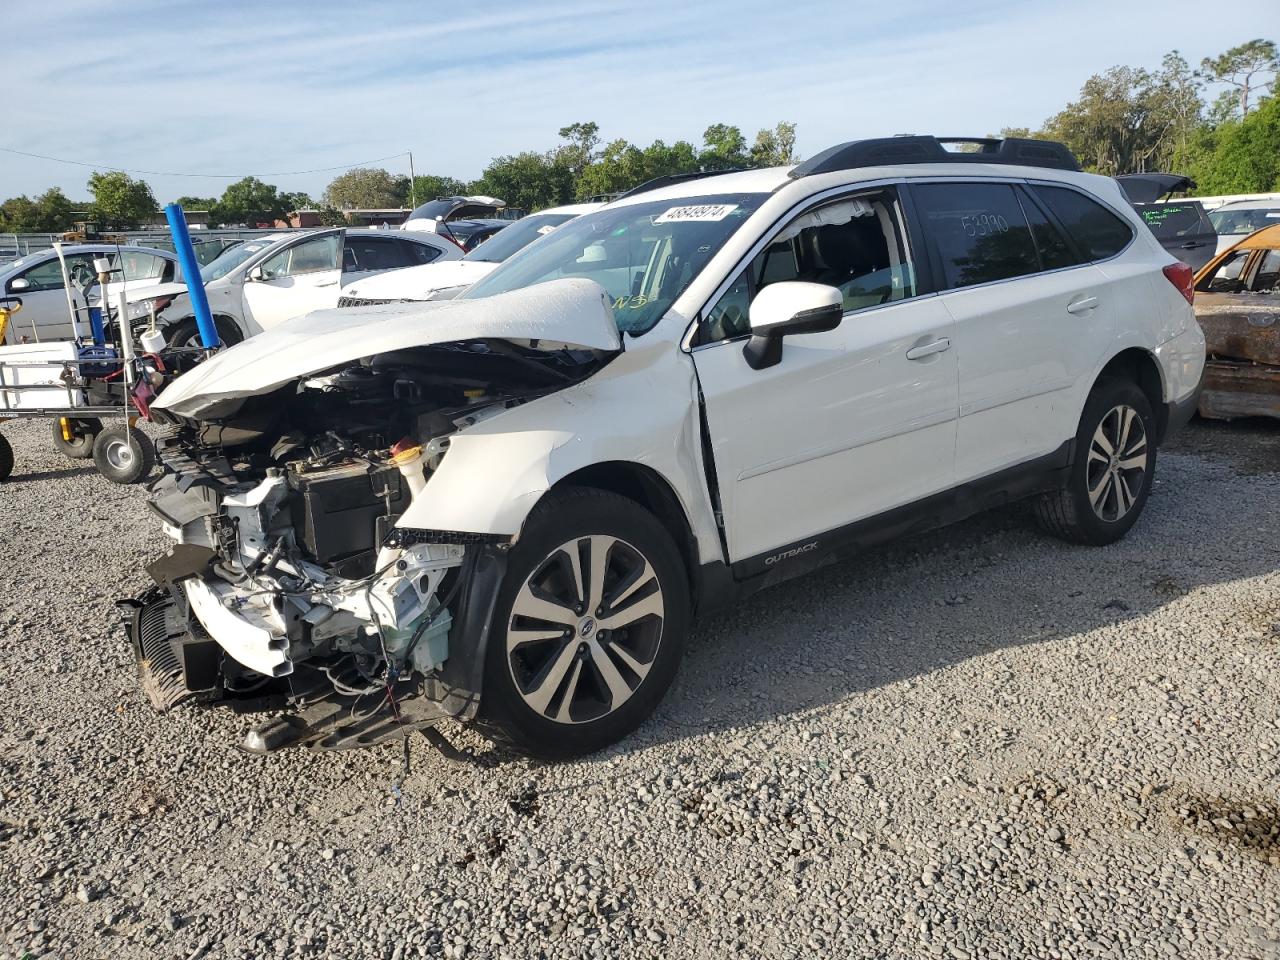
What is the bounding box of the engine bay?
[132,337,612,742]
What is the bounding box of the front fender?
[393,337,723,566]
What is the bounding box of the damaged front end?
[118,281,618,750]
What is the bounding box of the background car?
[338,202,602,306]
[1209,199,1280,253]
[1134,200,1219,271]
[143,228,462,347]
[401,195,510,233]
[1,244,183,343]
[1192,222,1280,420]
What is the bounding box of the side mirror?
[247,265,264,282]
[8,277,30,293]
[743,281,843,370]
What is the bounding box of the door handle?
[905,337,951,361]
[316,280,338,287]
[1179,241,1203,249]
[1066,296,1099,315]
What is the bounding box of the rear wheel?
[477,487,690,760]
[92,425,156,485]
[0,432,12,480]
[1034,377,1156,545]
[50,416,101,459]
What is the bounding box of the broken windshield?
[461,193,768,335]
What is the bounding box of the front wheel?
[92,425,156,485]
[0,432,12,480]
[1034,377,1156,545]
[476,487,690,760]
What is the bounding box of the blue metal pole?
[163,203,220,349]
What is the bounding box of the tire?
[164,317,243,371]
[476,487,691,760]
[50,417,101,459]
[0,432,12,481]
[1034,377,1157,546]
[92,425,156,485]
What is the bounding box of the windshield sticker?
[653,203,739,224]
[536,224,558,235]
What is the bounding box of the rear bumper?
[1163,381,1202,441]
[1197,360,1280,421]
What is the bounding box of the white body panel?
[341,259,497,302]
[947,265,1114,480]
[692,296,958,561]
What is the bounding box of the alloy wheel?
[1086,404,1148,523]
[506,535,665,724]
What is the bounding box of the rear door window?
[912,182,1040,289]
[116,251,168,282]
[343,237,419,274]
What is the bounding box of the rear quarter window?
[1037,185,1135,260]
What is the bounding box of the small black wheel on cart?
[0,432,13,481]
[50,416,102,459]
[92,425,155,485]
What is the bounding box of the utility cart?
[0,294,166,484]
[0,210,223,485]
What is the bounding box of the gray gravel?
[1,415,1278,960]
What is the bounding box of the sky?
[1,0,1274,203]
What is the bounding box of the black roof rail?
[789,136,1081,179]
[615,169,745,201]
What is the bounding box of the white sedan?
[145,228,461,348]
[339,203,601,306]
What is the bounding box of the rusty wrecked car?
[1193,223,1280,421]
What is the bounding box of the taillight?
[1163,262,1194,305]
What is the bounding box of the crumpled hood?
[154,278,621,417]
[343,259,496,300]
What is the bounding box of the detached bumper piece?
[118,587,221,712]
[1198,360,1280,421]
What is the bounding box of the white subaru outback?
[123,136,1205,759]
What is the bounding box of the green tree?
[1042,63,1200,175]
[315,205,350,227]
[213,177,289,226]
[279,191,314,214]
[749,121,798,167]
[471,152,574,212]
[699,123,749,170]
[400,175,469,208]
[556,121,601,180]
[87,171,157,229]
[1188,93,1280,193]
[1200,39,1278,117]
[323,167,404,209]
[0,188,77,232]
[576,138,699,199]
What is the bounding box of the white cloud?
[0,0,1272,201]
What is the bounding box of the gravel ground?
[0,415,1278,960]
